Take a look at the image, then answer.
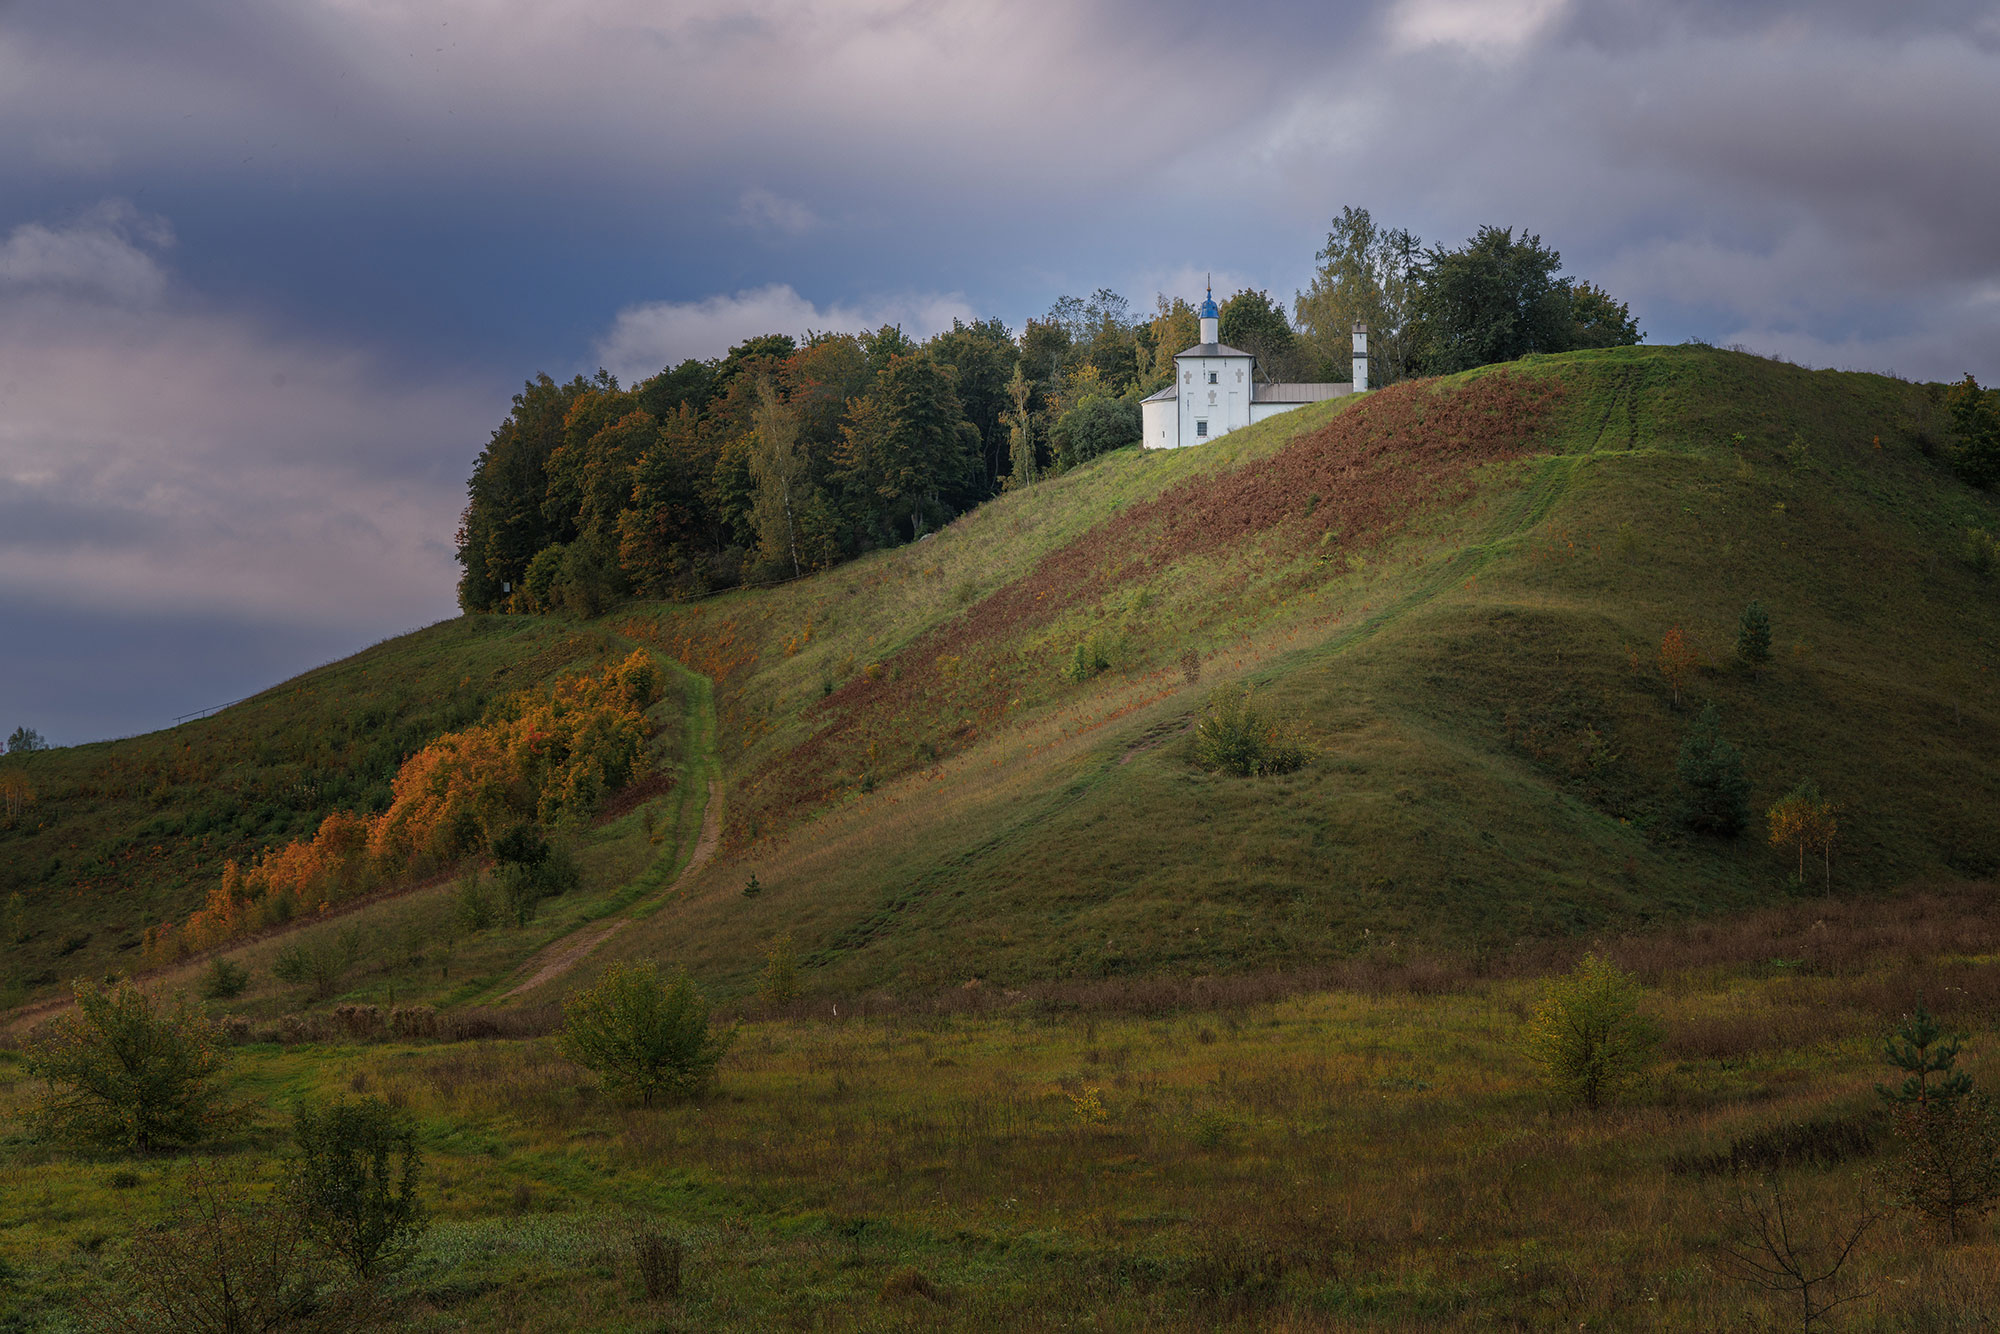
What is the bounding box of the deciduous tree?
[560,963,733,1106]
[1525,953,1660,1109]
[26,979,235,1153]
[1658,624,1698,707]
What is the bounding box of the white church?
[1140,284,1369,450]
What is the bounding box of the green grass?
[575,346,1997,999]
[6,894,2000,1330]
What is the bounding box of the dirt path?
[499,777,720,1000]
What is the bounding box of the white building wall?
[1249,400,1304,425]
[1175,353,1253,446]
[1141,397,1178,450]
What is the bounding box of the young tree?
[26,979,235,1153]
[273,928,363,1001]
[560,962,733,1105]
[1879,1006,1973,1112]
[0,770,32,828]
[1676,704,1752,836]
[1294,205,1423,386]
[1767,781,1839,892]
[1524,953,1661,1109]
[1737,601,1773,674]
[1713,1175,1876,1334]
[1658,624,1698,707]
[1002,362,1038,489]
[1877,1008,2000,1239]
[88,1162,375,1334]
[286,1096,428,1278]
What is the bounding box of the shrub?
[1192,684,1307,777]
[455,869,498,932]
[1675,703,1750,836]
[560,962,733,1106]
[1065,637,1110,683]
[25,979,234,1153]
[759,934,801,1009]
[286,1096,428,1278]
[88,1162,379,1333]
[632,1228,683,1301]
[200,958,250,1000]
[1524,953,1661,1109]
[273,928,362,1000]
[1737,600,1772,671]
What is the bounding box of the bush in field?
[88,1162,382,1333]
[273,928,362,1001]
[25,979,234,1153]
[286,1096,428,1278]
[494,828,580,927]
[1675,703,1751,836]
[1525,953,1660,1109]
[759,934,802,1009]
[560,963,732,1106]
[200,958,250,1000]
[1192,684,1307,777]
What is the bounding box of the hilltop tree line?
[455,207,1640,612]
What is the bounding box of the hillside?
[591,343,1998,996]
[3,345,1996,1015]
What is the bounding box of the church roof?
[1173,342,1254,359]
[1140,384,1178,403]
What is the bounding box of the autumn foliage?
[145,651,661,965]
[1657,625,1697,707]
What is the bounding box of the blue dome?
[1199,294,1218,320]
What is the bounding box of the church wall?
[1249,400,1305,425]
[1175,353,1254,446]
[1141,397,1179,450]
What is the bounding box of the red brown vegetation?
[731,370,1565,844]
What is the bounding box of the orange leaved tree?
[1658,625,1698,708]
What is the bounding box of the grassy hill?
[585,344,1998,998]
[3,344,1995,1013]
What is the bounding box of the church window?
[1196,419,1208,437]
[1207,371,1218,384]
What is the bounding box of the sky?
[3,0,1998,745]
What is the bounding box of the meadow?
[5,887,2000,1330]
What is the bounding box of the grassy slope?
[594,345,1998,997]
[0,617,659,1000]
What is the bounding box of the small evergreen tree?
[1879,1006,1973,1112]
[286,1096,427,1278]
[560,963,733,1106]
[1675,704,1751,836]
[1525,953,1661,1109]
[26,979,234,1153]
[1877,1007,2000,1239]
[1737,601,1772,673]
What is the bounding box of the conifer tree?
[1737,601,1772,674]
[1675,704,1750,836]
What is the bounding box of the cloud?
[594,283,978,383]
[0,198,173,306]
[0,205,493,638]
[1386,0,1571,54]
[735,187,820,238]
